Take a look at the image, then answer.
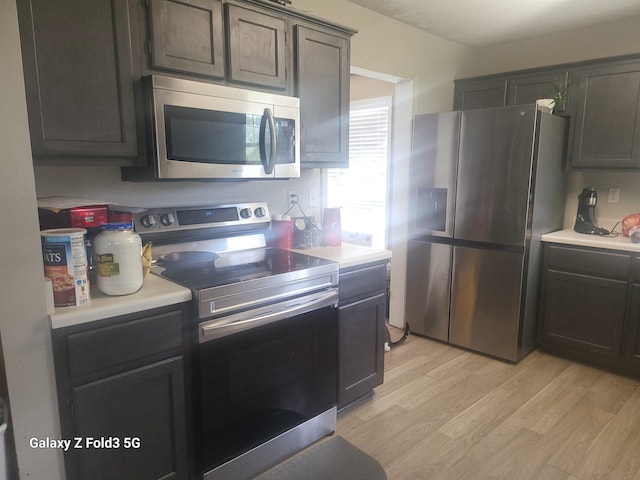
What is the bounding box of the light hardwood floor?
[336,331,640,480]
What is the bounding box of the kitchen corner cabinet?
[570,60,640,168]
[295,24,352,168]
[17,0,140,163]
[540,243,640,377]
[148,0,226,79]
[337,261,387,409]
[52,304,191,480]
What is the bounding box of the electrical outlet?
[287,190,299,206]
[608,187,620,203]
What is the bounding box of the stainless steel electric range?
[134,202,339,480]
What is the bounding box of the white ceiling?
[345,0,640,47]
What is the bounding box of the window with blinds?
[326,96,392,249]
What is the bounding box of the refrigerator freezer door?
[405,240,452,340]
[455,105,536,247]
[410,111,460,238]
[449,246,525,361]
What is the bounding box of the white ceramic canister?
[94,222,144,295]
[41,228,91,306]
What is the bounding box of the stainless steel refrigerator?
[405,104,567,361]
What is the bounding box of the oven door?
[196,290,338,479]
[149,75,300,180]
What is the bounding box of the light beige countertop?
[290,243,392,269]
[50,274,192,329]
[541,229,640,253]
[50,244,391,329]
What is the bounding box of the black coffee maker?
[574,187,609,235]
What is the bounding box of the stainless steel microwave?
[125,75,300,180]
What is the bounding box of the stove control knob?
[140,214,156,228]
[160,213,175,226]
[254,207,266,218]
[239,208,252,219]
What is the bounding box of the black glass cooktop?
[156,247,334,291]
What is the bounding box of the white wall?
[459,15,640,78]
[294,0,474,113]
[0,0,66,477]
[34,166,323,221]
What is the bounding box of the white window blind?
[326,96,391,249]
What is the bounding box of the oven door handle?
[199,290,338,342]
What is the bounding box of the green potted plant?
[547,77,569,113]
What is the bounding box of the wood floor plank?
[543,401,614,476]
[383,431,468,480]
[335,335,640,480]
[437,353,572,441]
[576,386,640,480]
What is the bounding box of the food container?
[630,226,640,243]
[38,205,108,230]
[269,215,294,249]
[94,223,144,296]
[41,228,91,306]
[293,217,320,249]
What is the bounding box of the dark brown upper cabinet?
[571,60,640,168]
[295,24,351,168]
[453,77,507,110]
[148,0,225,79]
[18,0,355,166]
[226,3,287,90]
[17,0,140,162]
[454,54,640,169]
[507,71,569,110]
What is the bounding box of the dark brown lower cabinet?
[542,270,626,360]
[52,304,190,480]
[72,357,187,480]
[337,261,387,409]
[623,284,640,369]
[540,243,640,377]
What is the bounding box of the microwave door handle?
[259,108,277,174]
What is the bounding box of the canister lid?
[40,228,87,237]
[100,222,133,230]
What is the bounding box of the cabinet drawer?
[339,262,387,304]
[546,244,630,280]
[67,310,183,377]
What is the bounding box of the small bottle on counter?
[94,222,144,296]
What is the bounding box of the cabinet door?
[453,77,506,110]
[542,270,627,360]
[226,4,287,89]
[295,25,350,168]
[571,61,640,168]
[149,0,225,79]
[71,357,188,480]
[507,71,569,109]
[338,293,386,408]
[623,284,640,370]
[17,0,139,160]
